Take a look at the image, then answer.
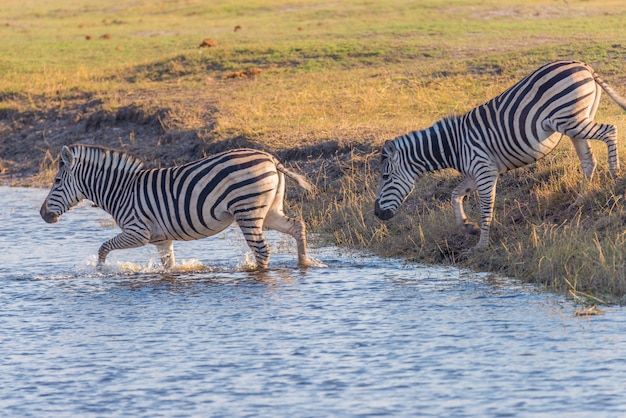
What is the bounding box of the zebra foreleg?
[154,240,175,269]
[451,177,480,236]
[97,231,150,268]
[474,174,498,248]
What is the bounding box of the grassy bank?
[1,0,626,303]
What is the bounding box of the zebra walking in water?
[40,145,314,269]
[374,60,626,248]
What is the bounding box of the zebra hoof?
[299,257,327,268]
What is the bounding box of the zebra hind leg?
[564,119,619,178]
[566,138,596,208]
[235,216,270,269]
[557,119,619,208]
[264,210,310,267]
[588,122,619,177]
[570,138,598,180]
[263,169,311,267]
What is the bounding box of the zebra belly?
[146,213,235,243]
[492,131,562,172]
[176,217,234,241]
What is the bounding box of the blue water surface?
[1,186,625,417]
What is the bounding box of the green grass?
[3,0,626,303]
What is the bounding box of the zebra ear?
[383,140,399,162]
[60,146,75,168]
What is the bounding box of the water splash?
[237,253,259,271]
[78,255,212,275]
[172,258,209,272]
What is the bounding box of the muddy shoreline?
[0,94,373,187]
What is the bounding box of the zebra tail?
[594,71,626,111]
[275,160,317,194]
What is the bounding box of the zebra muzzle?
[374,200,394,221]
[40,203,59,224]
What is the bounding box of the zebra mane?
[68,144,146,172]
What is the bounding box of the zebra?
[374,60,626,248]
[40,145,314,269]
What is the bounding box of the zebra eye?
[54,177,62,185]
[381,161,392,181]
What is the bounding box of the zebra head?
[374,139,419,221]
[40,146,84,224]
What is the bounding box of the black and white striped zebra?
[40,145,314,269]
[374,60,626,248]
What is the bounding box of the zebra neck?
[407,117,459,171]
[79,168,137,218]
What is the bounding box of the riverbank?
[1,0,626,303]
[3,89,626,304]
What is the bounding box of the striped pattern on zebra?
[374,60,626,248]
[40,145,314,269]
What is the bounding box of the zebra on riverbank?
[40,145,314,269]
[374,60,626,248]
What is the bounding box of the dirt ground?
[0,93,372,187]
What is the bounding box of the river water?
[1,185,625,417]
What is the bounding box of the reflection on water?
[1,186,626,417]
